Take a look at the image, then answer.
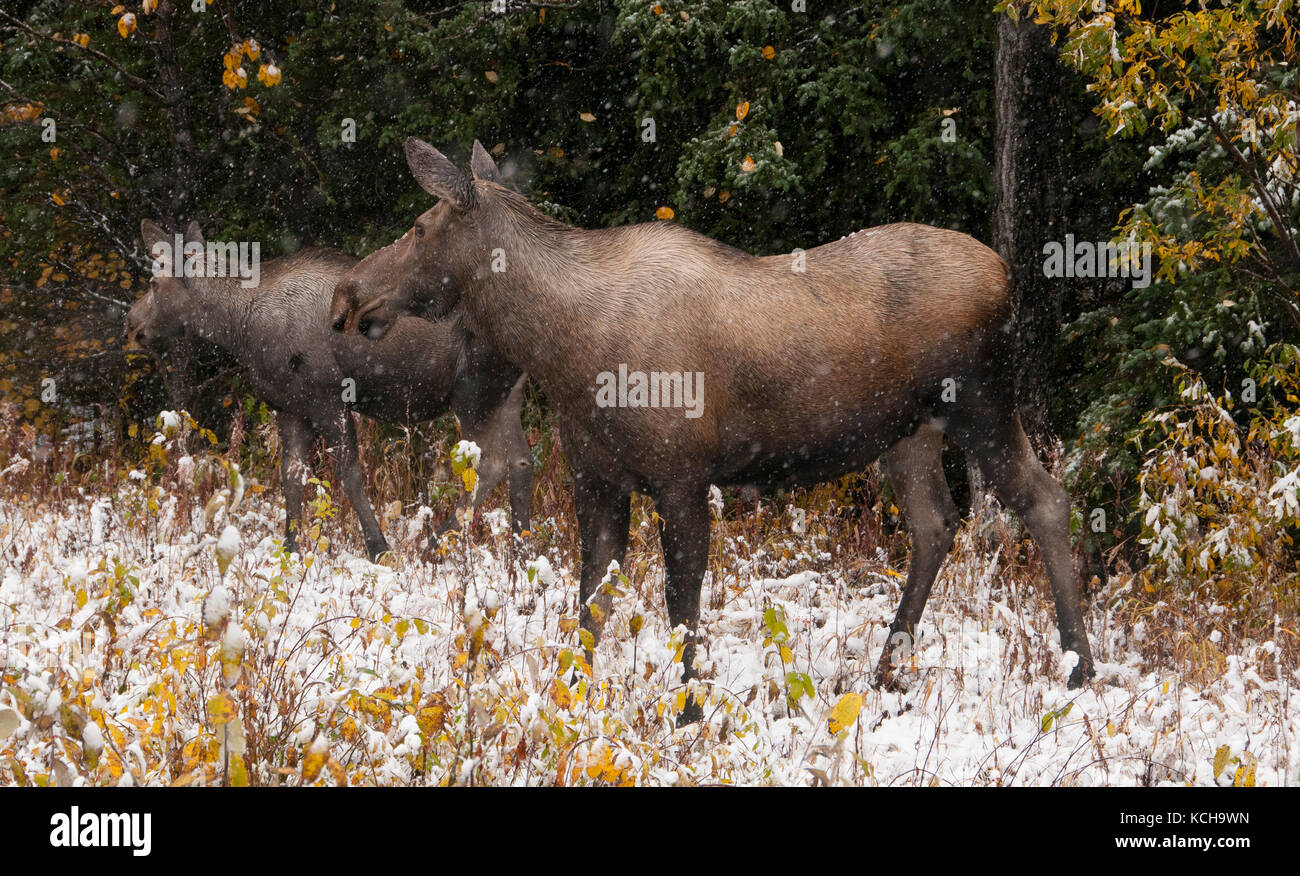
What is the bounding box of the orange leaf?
[655,206,675,220]
[736,101,749,121]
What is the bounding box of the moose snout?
[355,303,391,340]
[330,280,391,338]
[124,313,148,347]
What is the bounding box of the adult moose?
[331,139,1096,713]
[127,219,532,561]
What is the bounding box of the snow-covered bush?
[1134,343,1300,637]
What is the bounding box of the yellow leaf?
[550,678,572,710]
[461,467,477,493]
[301,738,327,784]
[417,693,447,737]
[655,206,675,220]
[579,112,596,122]
[51,192,65,207]
[828,692,862,734]
[741,155,756,173]
[117,13,136,38]
[73,33,90,48]
[1213,744,1231,780]
[256,64,281,87]
[485,70,499,83]
[206,692,236,726]
[230,754,248,787]
[736,101,749,121]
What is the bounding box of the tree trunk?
[150,0,205,417]
[993,14,1070,439]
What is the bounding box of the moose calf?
[126,219,532,561]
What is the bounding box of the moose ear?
[141,219,173,275]
[184,220,205,247]
[470,140,502,185]
[141,219,169,252]
[405,138,474,208]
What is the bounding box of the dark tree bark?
[993,14,1072,439]
[148,0,205,414]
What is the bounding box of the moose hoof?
[1066,658,1096,690]
[872,657,910,693]
[675,699,704,727]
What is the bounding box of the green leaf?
[786,671,813,704]
[764,606,789,644]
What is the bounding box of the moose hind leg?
[875,423,960,689]
[965,414,1095,687]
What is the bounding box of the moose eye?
[414,224,425,238]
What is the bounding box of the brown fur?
[332,140,1095,707]
[128,219,532,561]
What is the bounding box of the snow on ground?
[0,464,1296,787]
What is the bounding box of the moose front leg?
[572,469,631,656]
[655,482,712,725]
[875,423,960,690]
